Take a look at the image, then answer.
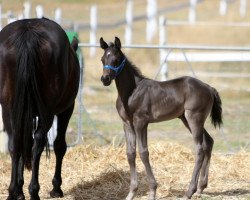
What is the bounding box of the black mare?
[100,37,222,200]
[0,18,80,200]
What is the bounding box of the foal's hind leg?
[50,104,75,198]
[124,122,138,200]
[197,129,214,195]
[184,111,206,199]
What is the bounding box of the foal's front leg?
[134,119,157,200]
[124,122,138,200]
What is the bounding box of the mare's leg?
[17,157,25,199]
[29,117,53,200]
[2,106,24,200]
[50,104,75,198]
[124,122,138,200]
[184,110,205,199]
[134,119,157,200]
[197,129,213,195]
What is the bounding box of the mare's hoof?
[17,194,25,200]
[7,193,25,200]
[50,188,64,198]
[7,195,14,200]
[30,196,40,200]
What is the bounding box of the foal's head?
[100,37,126,86]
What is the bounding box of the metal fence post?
[189,0,197,24]
[159,16,168,81]
[125,0,133,46]
[89,5,97,57]
[36,5,44,18]
[55,8,62,24]
[0,2,2,31]
[23,1,31,19]
[220,0,227,16]
[146,0,157,43]
[240,0,247,17]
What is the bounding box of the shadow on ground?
[205,188,250,197]
[68,170,150,200]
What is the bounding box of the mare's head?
[100,37,126,86]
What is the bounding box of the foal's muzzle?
[101,75,112,86]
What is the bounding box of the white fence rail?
[79,42,250,80]
[165,52,250,62]
[1,0,248,52]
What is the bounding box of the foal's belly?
[149,103,184,123]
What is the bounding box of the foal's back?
[129,76,213,122]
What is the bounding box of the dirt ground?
[0,141,249,200]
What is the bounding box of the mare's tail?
[210,88,223,128]
[12,30,47,170]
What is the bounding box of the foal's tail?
[12,30,47,170]
[210,88,223,128]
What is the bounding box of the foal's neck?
[115,60,143,108]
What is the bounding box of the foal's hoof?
[185,187,197,199]
[50,188,64,198]
[184,191,193,199]
[196,189,202,197]
[125,192,136,200]
[148,191,156,200]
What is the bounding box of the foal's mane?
[109,42,146,79]
[125,57,146,79]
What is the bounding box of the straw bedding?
[0,141,249,200]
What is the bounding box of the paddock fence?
[0,0,250,153]
[76,42,250,153]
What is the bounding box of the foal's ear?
[71,37,78,52]
[114,37,121,49]
[100,37,108,50]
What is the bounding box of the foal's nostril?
[101,75,111,84]
[105,76,111,82]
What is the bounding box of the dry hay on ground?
[0,141,250,200]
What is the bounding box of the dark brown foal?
[100,37,222,200]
